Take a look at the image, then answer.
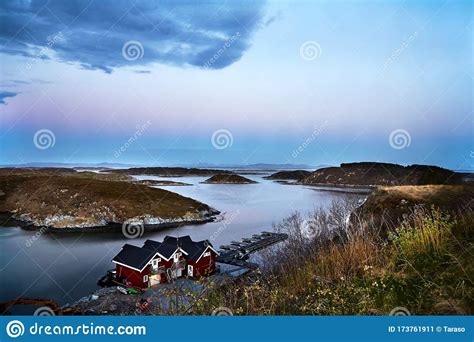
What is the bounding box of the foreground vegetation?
[179,186,473,315]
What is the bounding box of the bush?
[153,199,473,315]
[390,208,455,271]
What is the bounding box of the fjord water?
[0,174,362,305]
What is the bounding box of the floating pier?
[216,231,288,267]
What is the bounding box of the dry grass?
[366,185,473,211]
[176,193,473,316]
[0,171,215,228]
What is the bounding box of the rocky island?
[0,168,217,230]
[202,174,257,184]
[264,170,312,181]
[107,167,234,177]
[134,179,192,186]
[296,162,469,187]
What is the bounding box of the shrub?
[152,199,473,316]
[390,208,455,271]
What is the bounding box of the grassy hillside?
[264,170,311,181]
[108,167,234,177]
[173,185,473,315]
[0,169,216,228]
[300,162,469,186]
[352,185,473,234]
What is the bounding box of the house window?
[152,259,159,267]
[174,252,181,262]
[143,275,148,282]
[188,265,193,277]
[203,251,211,257]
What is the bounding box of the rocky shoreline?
[0,168,219,231]
[302,184,374,194]
[270,180,375,194]
[134,179,192,186]
[1,210,219,233]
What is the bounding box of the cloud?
[0,79,52,87]
[0,91,18,104]
[0,0,268,73]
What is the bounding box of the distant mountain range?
[2,161,471,173]
[190,163,325,170]
[0,162,138,169]
[0,162,325,170]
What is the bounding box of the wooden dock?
[216,231,288,267]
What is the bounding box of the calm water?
[0,174,362,305]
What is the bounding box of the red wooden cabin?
[112,235,218,288]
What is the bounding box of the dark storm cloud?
[0,91,17,104]
[0,0,267,73]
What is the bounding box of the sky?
[0,0,472,169]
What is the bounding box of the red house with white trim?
[112,235,218,288]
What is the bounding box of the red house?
[112,235,218,288]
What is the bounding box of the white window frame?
[143,275,148,282]
[152,258,160,267]
[173,252,181,262]
[203,251,211,257]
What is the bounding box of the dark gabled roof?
[162,235,215,261]
[112,244,156,270]
[162,235,193,247]
[184,241,209,261]
[143,239,179,259]
[143,239,160,250]
[113,236,217,269]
